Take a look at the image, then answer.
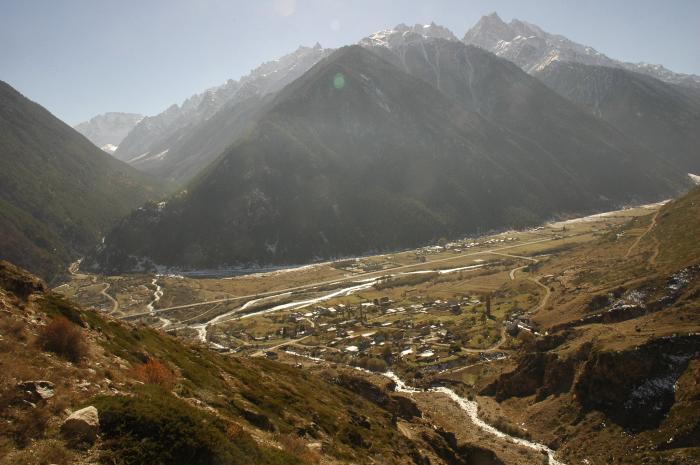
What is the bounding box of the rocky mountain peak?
[73,112,143,150]
[463,12,514,49]
[463,12,700,89]
[359,22,458,49]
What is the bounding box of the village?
[198,265,543,377]
[56,202,647,379]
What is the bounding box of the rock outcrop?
[61,406,100,443]
[575,335,699,431]
[17,380,55,403]
[0,260,46,299]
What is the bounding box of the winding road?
[100,282,119,313]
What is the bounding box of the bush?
[36,316,87,362]
[132,359,176,389]
[2,402,51,448]
[0,316,25,341]
[93,386,304,465]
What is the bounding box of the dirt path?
[528,277,551,315]
[649,235,661,266]
[625,210,660,259]
[509,265,528,280]
[100,282,119,313]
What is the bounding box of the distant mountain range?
[112,44,332,184]
[6,14,698,276]
[85,45,688,273]
[0,82,162,281]
[74,112,143,154]
[85,13,700,188]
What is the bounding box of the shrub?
[93,386,304,465]
[3,403,51,448]
[132,359,176,389]
[36,316,87,362]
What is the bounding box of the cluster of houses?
[278,297,483,362]
[416,235,519,256]
[222,289,498,365]
[504,315,539,336]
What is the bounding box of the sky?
[2,0,699,125]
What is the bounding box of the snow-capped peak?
[463,12,700,88]
[359,22,458,49]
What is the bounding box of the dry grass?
[278,434,321,464]
[2,439,75,465]
[0,316,26,341]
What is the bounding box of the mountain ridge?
[0,81,163,282]
[463,12,700,89]
[73,112,143,153]
[113,44,332,184]
[86,46,688,273]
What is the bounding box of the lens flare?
[333,73,345,90]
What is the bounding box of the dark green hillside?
[534,61,700,173]
[366,39,689,186]
[0,81,162,281]
[88,46,686,272]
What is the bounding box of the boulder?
[61,406,100,443]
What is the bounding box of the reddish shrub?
[36,316,87,362]
[132,359,176,389]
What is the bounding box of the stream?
[283,349,565,465]
[146,278,170,329]
[384,371,565,465]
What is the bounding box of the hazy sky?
[2,0,699,125]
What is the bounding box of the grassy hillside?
[535,62,700,173]
[0,81,163,282]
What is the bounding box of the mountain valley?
[1,6,699,465]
